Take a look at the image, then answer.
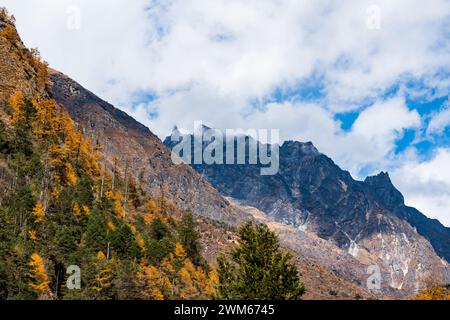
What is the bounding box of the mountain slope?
[0,9,220,300]
[49,70,249,226]
[164,130,450,293]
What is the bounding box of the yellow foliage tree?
[138,263,172,300]
[49,144,65,180]
[107,219,116,232]
[92,251,113,295]
[135,232,146,252]
[178,261,198,299]
[174,242,187,261]
[64,162,78,186]
[0,24,18,44]
[28,229,38,241]
[62,119,99,175]
[32,99,62,140]
[158,243,217,299]
[28,253,52,299]
[143,199,162,224]
[43,113,99,187]
[204,266,219,297]
[72,202,81,218]
[161,253,176,278]
[416,286,450,300]
[32,201,45,223]
[36,60,49,91]
[82,205,90,215]
[177,256,217,298]
[9,91,26,126]
[106,191,126,218]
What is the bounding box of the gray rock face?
[164,130,450,293]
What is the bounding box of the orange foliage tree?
[9,91,27,126]
[159,243,218,299]
[416,284,450,300]
[138,264,172,300]
[92,251,113,297]
[32,201,45,223]
[28,253,52,299]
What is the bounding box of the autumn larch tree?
[28,253,52,299]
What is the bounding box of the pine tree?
[113,260,140,300]
[109,219,141,260]
[217,221,304,300]
[178,210,203,266]
[83,209,108,254]
[0,121,9,154]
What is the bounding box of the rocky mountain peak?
[364,171,405,209]
[365,171,391,185]
[282,140,320,157]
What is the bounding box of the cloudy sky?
[1,0,449,226]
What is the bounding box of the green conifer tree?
[177,210,203,266]
[217,221,305,300]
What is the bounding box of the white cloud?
[352,97,420,141]
[238,96,420,178]
[2,0,449,109]
[427,102,450,136]
[1,0,449,225]
[391,148,450,227]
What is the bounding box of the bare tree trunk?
[40,149,49,210]
[123,160,128,218]
[106,241,110,260]
[111,158,116,192]
[100,160,105,198]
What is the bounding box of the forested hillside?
[0,8,217,300]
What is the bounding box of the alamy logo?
[170,121,280,176]
[66,265,81,290]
